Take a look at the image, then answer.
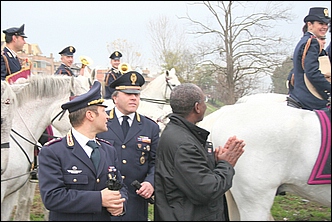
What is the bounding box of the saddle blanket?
[307,110,331,185]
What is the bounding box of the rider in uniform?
[54,46,76,76]
[1,24,30,83]
[103,51,122,99]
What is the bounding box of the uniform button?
[73,178,77,182]
[96,178,100,183]
[122,145,126,149]
[122,175,125,179]
[122,160,127,164]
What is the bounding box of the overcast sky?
[1,1,330,73]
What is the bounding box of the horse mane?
[1,80,17,107]
[12,75,84,107]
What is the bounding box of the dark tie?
[87,140,100,170]
[121,116,130,137]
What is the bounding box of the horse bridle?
[140,72,175,104]
[1,77,78,183]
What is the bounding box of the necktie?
[121,116,130,137]
[87,140,100,170]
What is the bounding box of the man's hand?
[214,135,245,167]
[101,188,125,216]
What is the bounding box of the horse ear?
[170,68,176,76]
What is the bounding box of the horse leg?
[232,187,276,221]
[12,181,37,221]
[1,191,19,221]
[1,149,9,174]
[43,205,49,221]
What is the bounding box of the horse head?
[1,81,18,175]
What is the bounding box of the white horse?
[235,93,288,104]
[198,102,331,220]
[1,81,20,175]
[104,68,181,132]
[1,75,88,221]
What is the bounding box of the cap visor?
[97,104,108,108]
[121,89,141,94]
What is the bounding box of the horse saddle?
[307,109,331,185]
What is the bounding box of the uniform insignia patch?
[67,166,82,174]
[97,138,112,145]
[44,137,62,146]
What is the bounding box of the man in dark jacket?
[154,83,245,221]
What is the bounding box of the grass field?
[29,184,330,221]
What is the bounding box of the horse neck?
[141,75,166,100]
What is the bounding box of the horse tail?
[225,190,241,220]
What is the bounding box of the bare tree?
[106,39,143,70]
[147,15,199,79]
[180,1,294,104]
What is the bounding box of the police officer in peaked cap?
[109,51,122,60]
[97,70,160,221]
[287,7,331,111]
[304,7,330,24]
[54,46,76,76]
[61,81,107,113]
[1,24,28,81]
[109,70,145,93]
[3,24,27,38]
[103,51,123,99]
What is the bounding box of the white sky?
[1,1,331,74]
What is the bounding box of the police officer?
[1,24,28,81]
[287,7,331,111]
[54,46,76,76]
[103,51,122,99]
[38,81,128,221]
[97,71,160,221]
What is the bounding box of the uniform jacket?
[290,32,331,110]
[326,42,331,63]
[97,109,160,221]
[1,47,22,80]
[55,63,75,76]
[154,114,233,221]
[104,68,122,99]
[38,130,128,221]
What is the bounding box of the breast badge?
[67,166,82,174]
[140,156,145,164]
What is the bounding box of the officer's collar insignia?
[67,130,74,146]
[109,108,114,119]
[67,166,82,174]
[136,112,141,122]
[6,52,13,58]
